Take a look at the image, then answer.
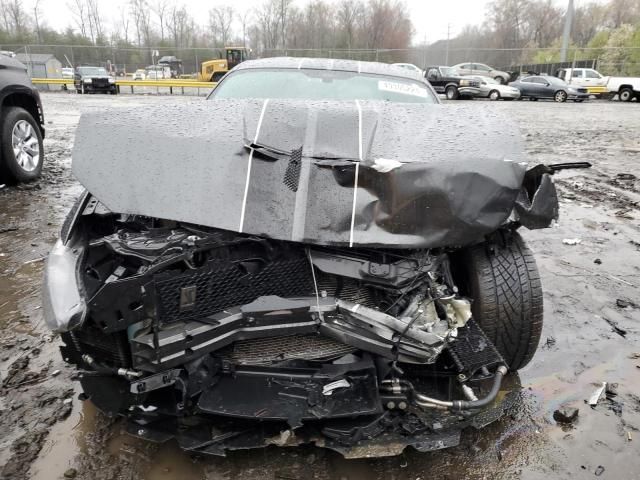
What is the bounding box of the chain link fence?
[2,43,640,78]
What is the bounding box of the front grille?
[216,334,356,365]
[155,256,315,324]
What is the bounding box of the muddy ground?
[0,92,639,480]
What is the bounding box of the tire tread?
[457,232,543,370]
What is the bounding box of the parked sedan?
[509,75,589,102]
[392,63,424,76]
[469,76,520,100]
[452,63,510,84]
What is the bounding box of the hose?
[81,354,143,379]
[380,365,508,412]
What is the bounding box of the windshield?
[209,68,436,103]
[78,67,107,76]
[440,67,457,76]
[477,76,498,84]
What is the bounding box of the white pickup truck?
[605,76,640,102]
[556,67,640,102]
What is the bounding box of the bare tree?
[256,0,281,50]
[238,8,253,48]
[607,0,640,27]
[4,0,29,36]
[573,2,606,46]
[87,0,104,42]
[337,0,362,49]
[527,0,562,47]
[33,0,43,42]
[67,0,88,38]
[209,6,234,47]
[166,4,194,49]
[118,7,131,44]
[152,0,169,42]
[278,0,294,49]
[130,0,152,46]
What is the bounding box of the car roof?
[233,57,423,81]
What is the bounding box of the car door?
[517,77,535,96]
[584,68,605,87]
[569,68,585,87]
[473,64,491,77]
[530,76,550,97]
[426,68,444,93]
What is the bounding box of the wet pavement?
[1,93,639,480]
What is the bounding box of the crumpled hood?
[72,99,529,248]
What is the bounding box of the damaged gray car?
[43,58,589,458]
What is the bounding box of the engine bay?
[51,198,511,457]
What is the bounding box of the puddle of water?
[29,395,95,480]
[143,443,205,480]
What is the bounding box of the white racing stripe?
[239,98,270,232]
[349,100,363,247]
[307,249,323,320]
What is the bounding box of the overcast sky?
[31,0,577,44]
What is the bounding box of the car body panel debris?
[588,382,607,406]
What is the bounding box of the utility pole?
[422,32,427,70]
[445,23,451,65]
[281,0,286,53]
[33,0,42,44]
[560,0,574,62]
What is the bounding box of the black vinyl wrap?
[72,99,554,248]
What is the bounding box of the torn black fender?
[72,100,556,248]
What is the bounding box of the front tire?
[489,90,501,101]
[445,85,459,100]
[494,76,505,85]
[451,231,543,370]
[0,107,44,183]
[554,90,567,103]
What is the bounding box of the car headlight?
[84,78,92,83]
[459,79,470,86]
[108,78,115,83]
[43,239,87,332]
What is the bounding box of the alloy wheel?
[11,120,40,172]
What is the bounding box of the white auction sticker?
[378,80,428,98]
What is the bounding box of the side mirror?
[544,82,550,86]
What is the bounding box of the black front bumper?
[69,320,509,458]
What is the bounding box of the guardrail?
[30,78,216,95]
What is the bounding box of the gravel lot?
[1,92,639,480]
